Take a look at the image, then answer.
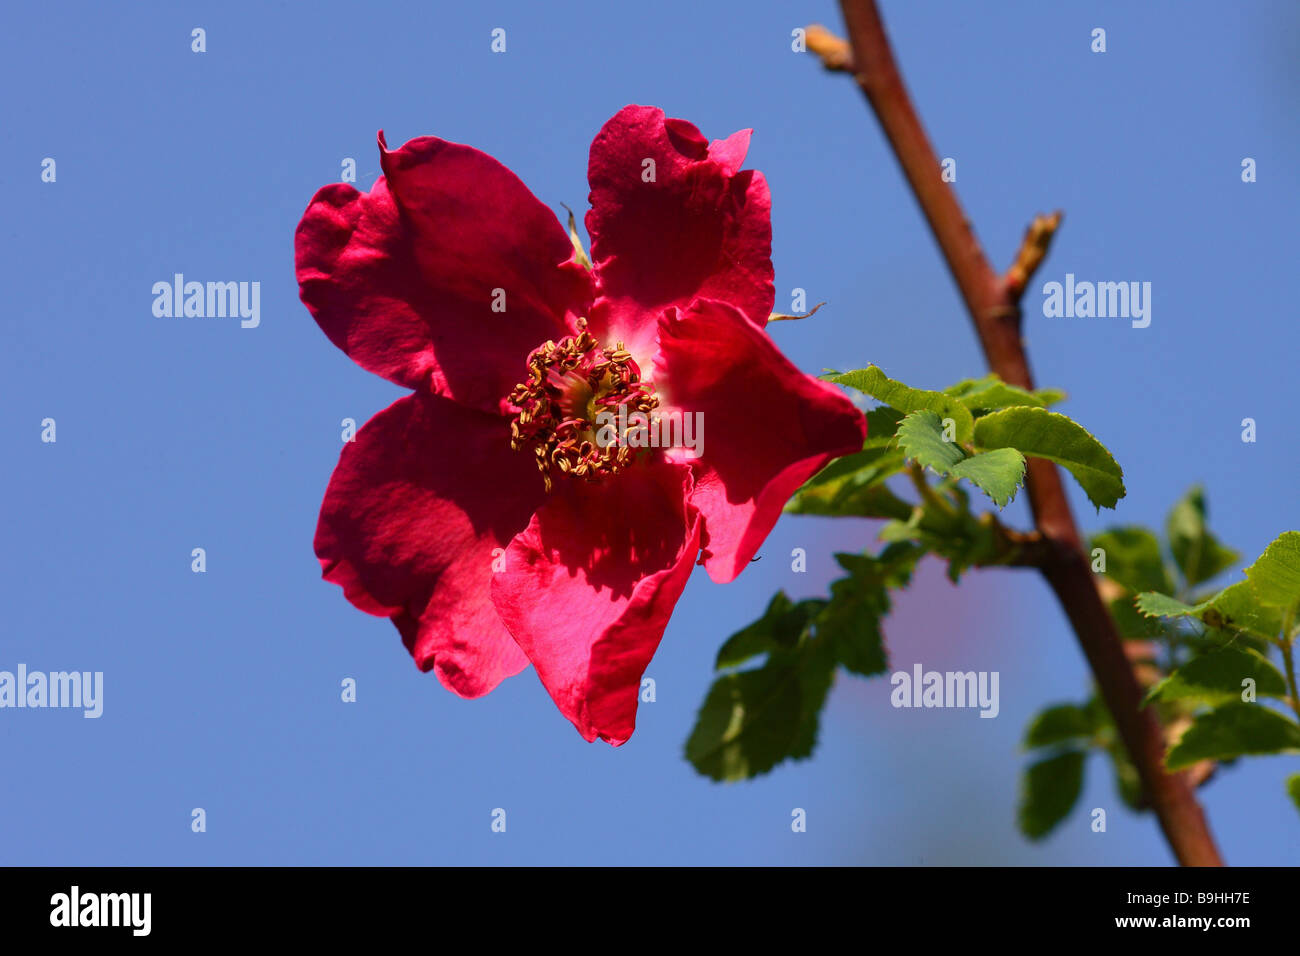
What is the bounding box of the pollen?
[508,319,658,491]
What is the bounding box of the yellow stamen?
[507,318,659,491]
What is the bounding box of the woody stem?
[829,0,1223,866]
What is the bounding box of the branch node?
[1003,210,1064,300]
[805,24,856,72]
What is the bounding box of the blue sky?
[3,0,1297,865]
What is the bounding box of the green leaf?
[1165,703,1300,770]
[827,366,974,443]
[972,407,1125,510]
[1244,531,1300,611]
[820,544,921,676]
[693,542,924,780]
[714,592,824,670]
[798,447,884,488]
[826,451,907,502]
[946,375,1066,408]
[1199,582,1285,641]
[1144,646,1288,707]
[785,480,914,520]
[1136,581,1283,642]
[896,410,965,473]
[878,486,1000,584]
[783,447,911,519]
[953,381,1049,411]
[864,406,905,449]
[686,644,836,781]
[1108,594,1168,641]
[1287,774,1300,815]
[949,447,1026,509]
[1024,703,1098,749]
[1071,694,1144,809]
[1135,592,1197,618]
[1090,527,1173,595]
[943,374,998,398]
[821,601,886,677]
[1018,750,1086,839]
[790,445,902,495]
[1166,487,1240,588]
[1106,742,1144,810]
[895,410,1029,509]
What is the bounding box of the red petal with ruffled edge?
[296,133,592,415]
[315,392,547,697]
[584,106,774,365]
[490,460,701,744]
[654,298,866,584]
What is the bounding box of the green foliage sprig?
[685,369,1300,839]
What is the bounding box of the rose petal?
[584,105,774,364]
[654,298,867,584]
[296,133,593,414]
[315,391,546,697]
[491,460,701,745]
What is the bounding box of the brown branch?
[826,0,1224,866]
[988,522,1057,569]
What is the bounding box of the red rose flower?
[295,105,865,744]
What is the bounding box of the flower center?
[508,319,658,492]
